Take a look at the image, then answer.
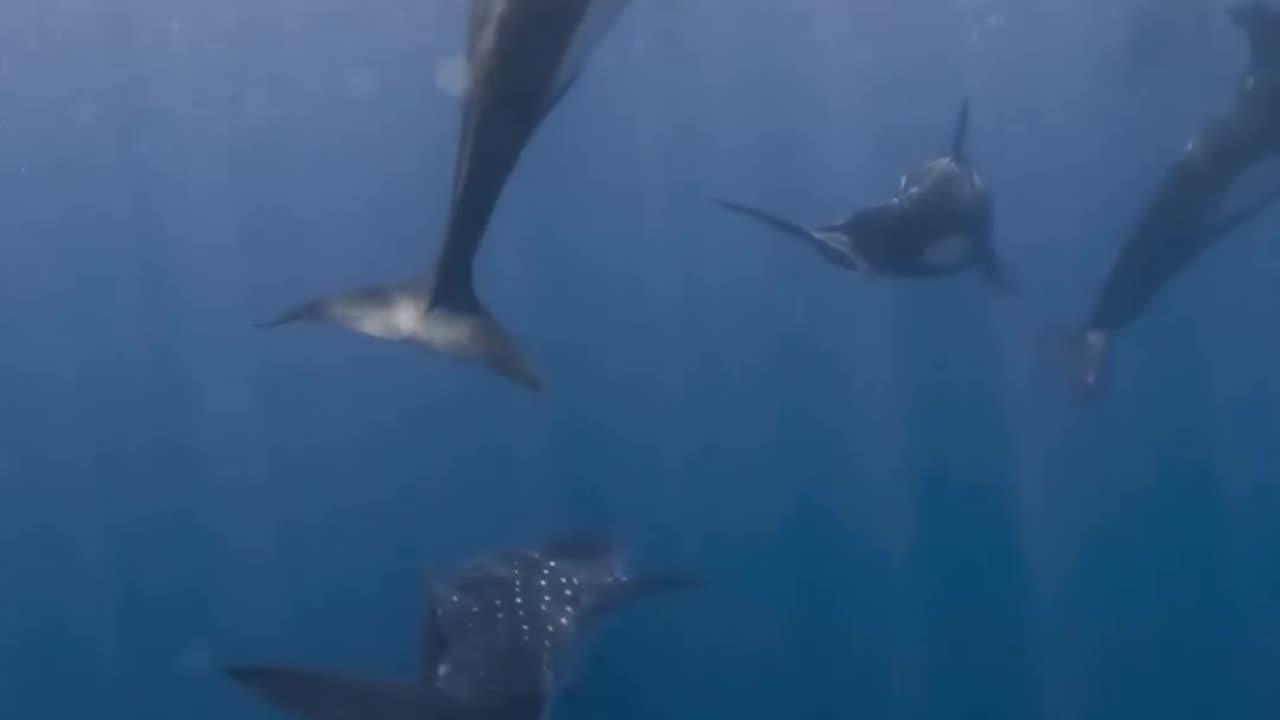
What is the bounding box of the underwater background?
[2,0,1280,718]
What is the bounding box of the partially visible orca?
[713,99,1015,291]
[258,0,634,390]
[1063,2,1280,394]
[224,537,701,720]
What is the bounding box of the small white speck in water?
[434,54,469,98]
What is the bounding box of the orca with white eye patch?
[713,99,1016,292]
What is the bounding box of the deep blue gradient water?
[3,1,1280,718]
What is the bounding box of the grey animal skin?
[715,99,1016,292]
[224,536,700,720]
[258,0,635,391]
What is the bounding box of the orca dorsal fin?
[949,98,970,159]
[1228,3,1280,72]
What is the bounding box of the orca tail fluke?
[1208,183,1280,240]
[257,280,542,390]
[224,665,433,720]
[712,198,817,244]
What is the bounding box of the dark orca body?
[714,100,1014,291]
[258,0,634,390]
[1068,2,1280,392]
[224,537,700,720]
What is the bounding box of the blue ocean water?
[2,1,1279,718]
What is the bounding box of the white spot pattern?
[428,547,622,707]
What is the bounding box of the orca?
[259,0,634,390]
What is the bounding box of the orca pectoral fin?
[224,665,433,720]
[977,248,1017,294]
[712,198,819,246]
[1033,327,1109,400]
[257,278,541,391]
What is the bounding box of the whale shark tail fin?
[255,278,541,391]
[950,98,971,160]
[224,665,434,720]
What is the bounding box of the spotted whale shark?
[224,537,701,720]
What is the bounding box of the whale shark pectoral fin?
[591,573,703,618]
[255,278,541,391]
[949,98,971,159]
[224,665,433,720]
